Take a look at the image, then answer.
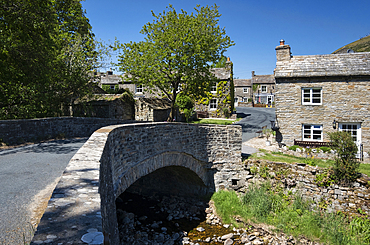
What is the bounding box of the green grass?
[212,186,370,245]
[251,151,370,176]
[359,164,370,177]
[189,118,239,125]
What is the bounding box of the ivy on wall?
[195,79,233,118]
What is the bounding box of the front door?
[267,95,274,106]
[338,123,362,158]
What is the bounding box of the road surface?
[0,138,87,245]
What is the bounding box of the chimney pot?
[227,57,230,62]
[280,39,285,46]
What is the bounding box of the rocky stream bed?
[116,192,322,245]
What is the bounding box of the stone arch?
[114,151,214,199]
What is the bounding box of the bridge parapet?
[31,122,242,244]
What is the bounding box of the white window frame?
[209,98,217,110]
[243,97,249,102]
[210,82,217,94]
[302,87,322,105]
[135,84,143,94]
[261,85,267,93]
[302,124,323,141]
[243,88,249,93]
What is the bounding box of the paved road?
[235,107,276,155]
[235,107,276,142]
[0,138,87,245]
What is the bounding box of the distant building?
[234,79,252,107]
[251,71,275,106]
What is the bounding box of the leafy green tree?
[116,4,234,121]
[0,0,96,119]
[328,131,360,183]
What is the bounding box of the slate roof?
[100,74,122,84]
[137,98,171,110]
[234,79,251,87]
[211,68,231,80]
[252,74,275,84]
[275,52,370,78]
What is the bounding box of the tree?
[116,4,234,121]
[328,131,360,183]
[0,0,96,119]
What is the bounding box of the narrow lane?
[235,107,276,142]
[0,138,87,245]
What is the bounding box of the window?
[243,97,249,102]
[243,88,249,93]
[209,99,217,110]
[303,124,323,141]
[110,85,115,90]
[210,82,217,93]
[302,88,322,105]
[234,98,238,103]
[136,84,143,94]
[261,85,267,93]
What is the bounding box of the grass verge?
[189,118,240,125]
[212,184,370,245]
[251,150,370,176]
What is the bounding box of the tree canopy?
[0,0,96,119]
[116,4,234,120]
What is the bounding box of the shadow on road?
[0,138,87,156]
[236,112,251,118]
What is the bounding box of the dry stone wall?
[0,117,130,145]
[218,158,370,216]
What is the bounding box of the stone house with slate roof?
[274,40,370,157]
[251,71,276,106]
[194,59,234,118]
[95,59,234,120]
[234,79,252,107]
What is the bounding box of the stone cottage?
[135,98,172,122]
[73,94,134,120]
[234,79,252,107]
[251,71,276,106]
[194,58,234,118]
[274,39,370,157]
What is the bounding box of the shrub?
[176,93,194,122]
[328,131,360,183]
[319,146,332,153]
[289,145,301,151]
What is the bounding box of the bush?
[319,146,332,153]
[289,145,301,151]
[176,93,194,122]
[328,131,360,183]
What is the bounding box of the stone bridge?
[31,122,242,244]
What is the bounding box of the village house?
[96,59,234,120]
[194,59,234,118]
[274,39,370,158]
[251,71,276,106]
[234,79,252,107]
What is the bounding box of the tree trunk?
[167,92,177,122]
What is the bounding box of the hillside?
[332,35,370,54]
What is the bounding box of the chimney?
[275,39,291,61]
[251,71,255,77]
[225,57,233,78]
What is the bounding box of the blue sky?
[81,0,370,79]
